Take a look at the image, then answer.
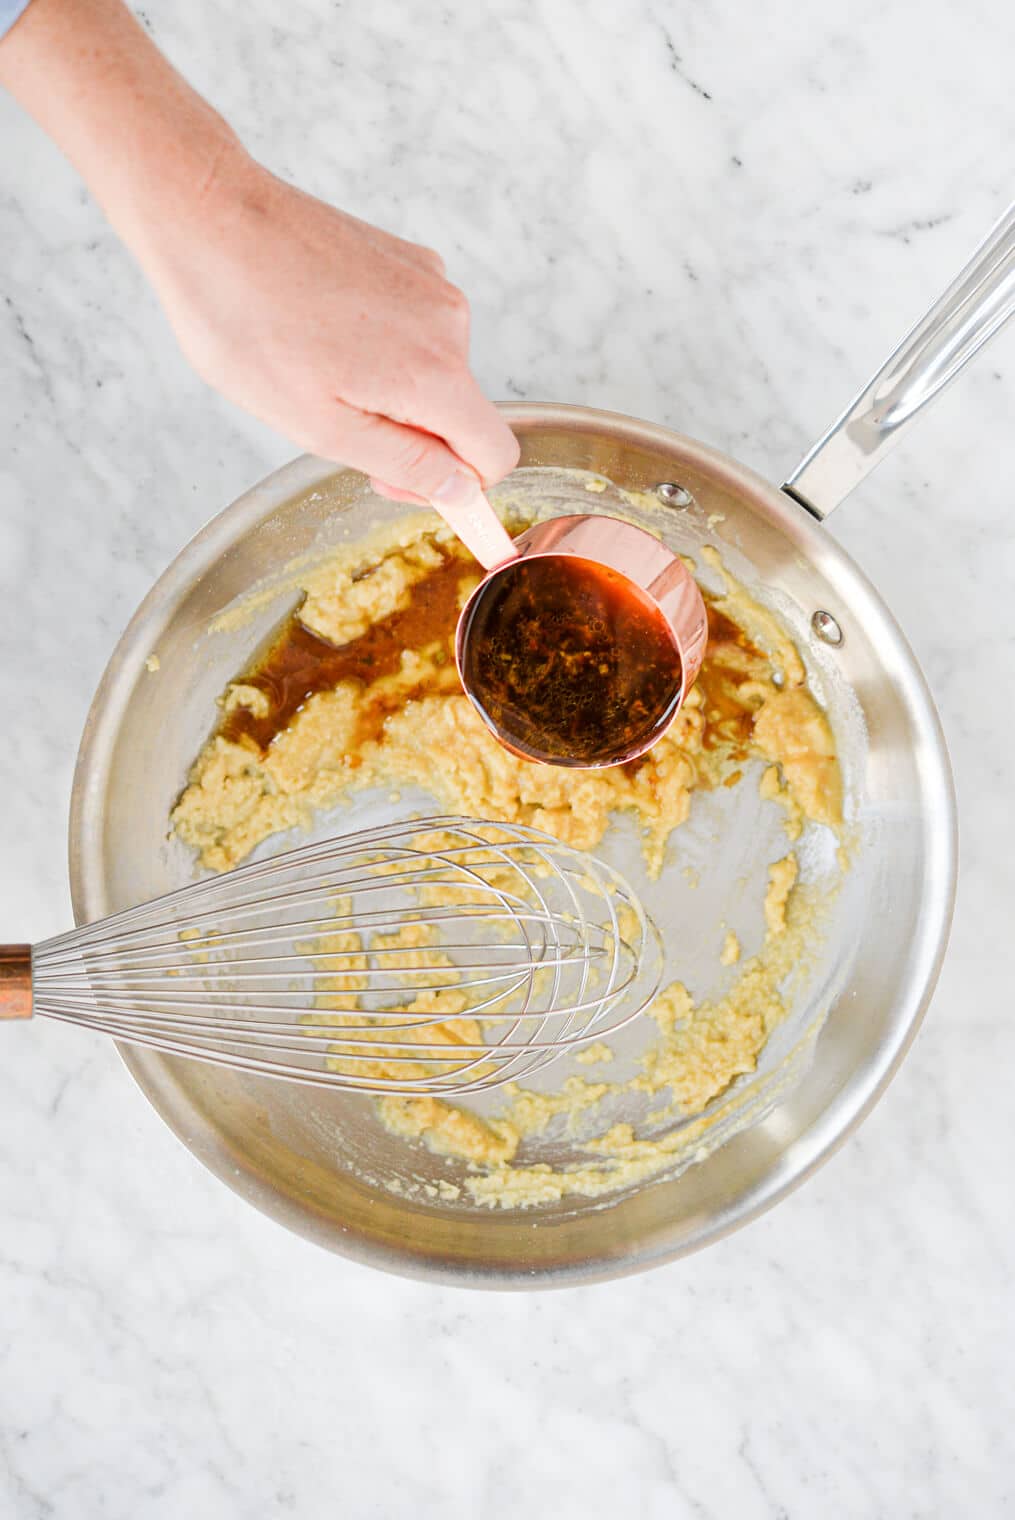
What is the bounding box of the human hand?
[0,0,517,506]
[142,146,519,504]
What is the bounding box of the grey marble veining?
[1,1,1013,1515]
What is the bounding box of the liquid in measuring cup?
[459,554,685,767]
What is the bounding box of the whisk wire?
[28,817,662,1096]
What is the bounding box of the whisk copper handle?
[0,946,32,1020]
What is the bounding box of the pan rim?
[67,404,957,1288]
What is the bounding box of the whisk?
[1,817,662,1096]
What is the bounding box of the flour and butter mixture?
[172,497,845,1207]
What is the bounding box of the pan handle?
[783,200,1015,520]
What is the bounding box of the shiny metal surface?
[785,200,1015,517]
[29,817,660,1095]
[455,512,707,765]
[811,610,844,647]
[429,462,708,766]
[0,946,32,1021]
[656,482,694,508]
[68,405,956,1287]
[427,475,516,570]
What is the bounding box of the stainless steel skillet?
[67,204,1013,1287]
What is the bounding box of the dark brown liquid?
[459,555,684,767]
[216,546,766,773]
[695,607,764,753]
[220,552,466,754]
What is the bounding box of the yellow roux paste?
[172,508,844,1207]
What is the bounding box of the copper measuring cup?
[428,475,708,767]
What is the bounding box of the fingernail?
[430,469,482,510]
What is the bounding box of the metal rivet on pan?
[656,482,694,508]
[812,610,844,646]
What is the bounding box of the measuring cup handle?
[783,200,1015,520]
[0,946,33,1021]
[428,473,517,569]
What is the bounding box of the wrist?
[121,115,254,273]
[129,132,275,320]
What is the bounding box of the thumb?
[319,401,515,567]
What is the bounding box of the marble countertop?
[2,1,1013,1514]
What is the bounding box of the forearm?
[0,0,244,265]
[0,0,519,500]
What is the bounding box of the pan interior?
[70,416,953,1283]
